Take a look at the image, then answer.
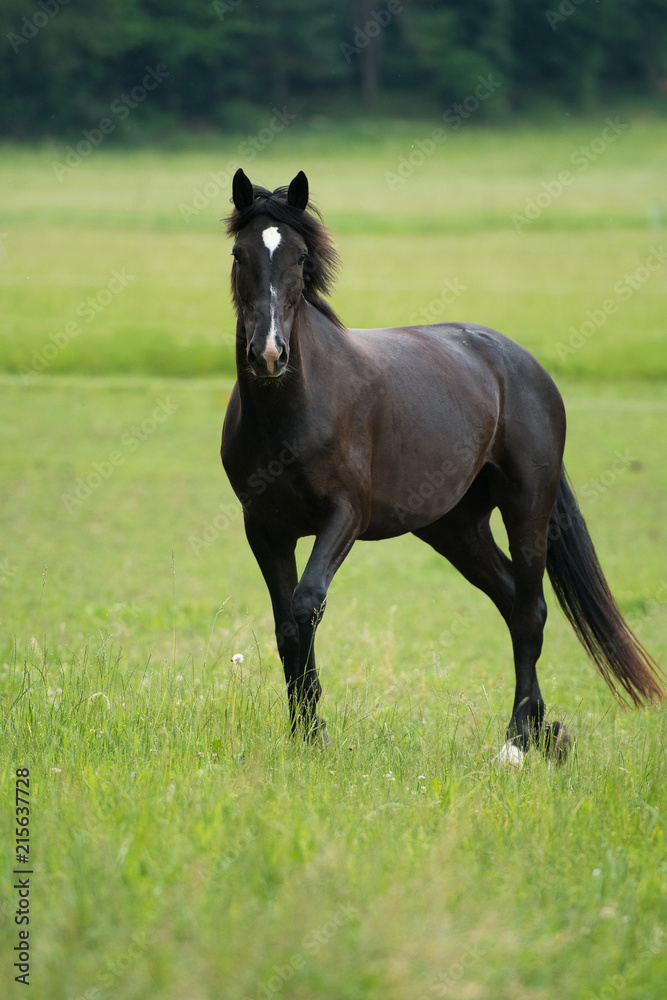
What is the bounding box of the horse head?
[226,168,341,380]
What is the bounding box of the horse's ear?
[232,168,254,211]
[287,170,309,211]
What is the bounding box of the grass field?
[1,118,667,998]
[1,118,666,380]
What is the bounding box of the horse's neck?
[236,300,344,424]
[290,300,342,380]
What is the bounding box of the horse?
[220,168,662,759]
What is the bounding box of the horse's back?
[342,321,565,537]
[347,320,563,438]
[349,321,552,385]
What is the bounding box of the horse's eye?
[298,251,308,266]
[231,248,240,262]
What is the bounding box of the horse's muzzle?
[247,338,288,378]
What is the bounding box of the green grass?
[1,118,666,380]
[1,375,666,998]
[1,121,667,997]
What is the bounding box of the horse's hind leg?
[414,506,515,628]
[504,534,549,747]
[495,481,557,749]
[413,473,523,709]
[414,468,550,750]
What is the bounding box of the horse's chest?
[227,443,325,533]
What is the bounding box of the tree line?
[1,0,666,136]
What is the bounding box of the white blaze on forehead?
[262,226,282,260]
[262,284,281,373]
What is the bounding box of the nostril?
[276,345,288,368]
[247,343,257,365]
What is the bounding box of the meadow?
[1,118,666,998]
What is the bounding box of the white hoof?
[495,742,525,769]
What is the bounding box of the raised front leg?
[244,502,360,741]
[289,500,361,739]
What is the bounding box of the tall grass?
[2,627,667,998]
[0,376,665,996]
[1,122,666,997]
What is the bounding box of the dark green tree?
[1,0,665,136]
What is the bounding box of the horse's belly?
[359,391,499,538]
[359,464,479,540]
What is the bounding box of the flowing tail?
[546,469,663,707]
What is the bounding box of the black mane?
[225,184,343,328]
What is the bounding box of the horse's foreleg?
[290,500,361,740]
[243,517,305,734]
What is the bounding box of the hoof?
[307,717,331,749]
[543,720,571,762]
[494,742,525,769]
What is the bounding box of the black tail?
[546,469,663,707]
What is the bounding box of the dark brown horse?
[221,168,662,758]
